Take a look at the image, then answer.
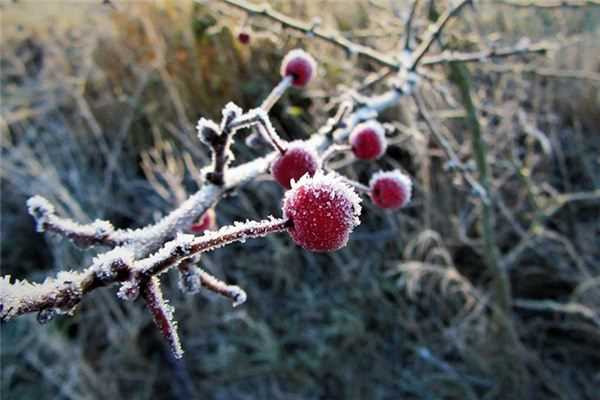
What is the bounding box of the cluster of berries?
[193,49,412,253]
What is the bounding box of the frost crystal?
[143,277,183,359]
[117,280,140,301]
[26,195,54,231]
[196,118,220,144]
[92,247,134,280]
[221,101,243,131]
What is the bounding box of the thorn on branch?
[142,277,184,359]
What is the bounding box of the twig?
[260,76,293,112]
[405,0,421,50]
[421,41,554,66]
[496,0,600,8]
[217,0,402,69]
[412,91,488,201]
[409,0,473,70]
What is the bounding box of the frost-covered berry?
[349,120,387,160]
[280,49,317,87]
[237,31,250,45]
[283,172,362,252]
[190,209,216,233]
[271,141,319,189]
[369,170,412,209]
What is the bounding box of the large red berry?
[283,173,361,252]
[280,49,317,87]
[349,120,387,160]
[369,170,412,209]
[190,209,216,233]
[271,141,319,189]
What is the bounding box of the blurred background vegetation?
[1,0,600,399]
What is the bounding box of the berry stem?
[260,75,293,112]
[320,144,352,169]
[338,175,370,193]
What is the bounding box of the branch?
[27,196,121,248]
[217,0,402,69]
[409,0,473,70]
[177,258,247,306]
[496,0,600,8]
[421,40,554,66]
[405,0,421,50]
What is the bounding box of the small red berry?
[271,141,319,189]
[237,31,251,45]
[280,49,317,87]
[283,172,362,252]
[349,120,387,160]
[190,209,216,233]
[369,170,412,209]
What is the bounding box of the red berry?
[271,141,319,189]
[369,170,412,209]
[280,49,317,87]
[283,172,362,252]
[349,120,387,160]
[190,209,216,233]
[237,31,250,45]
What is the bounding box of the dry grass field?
[1,1,600,399]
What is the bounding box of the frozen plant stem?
[449,63,511,314]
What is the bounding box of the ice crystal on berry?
[369,170,412,209]
[282,172,362,252]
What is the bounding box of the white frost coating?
[231,286,247,307]
[286,171,362,228]
[0,271,85,320]
[144,277,183,359]
[196,118,220,144]
[27,195,116,241]
[92,247,134,280]
[118,183,221,258]
[27,195,55,231]
[117,280,139,301]
[369,170,413,206]
[178,266,202,295]
[220,101,243,131]
[133,233,196,273]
